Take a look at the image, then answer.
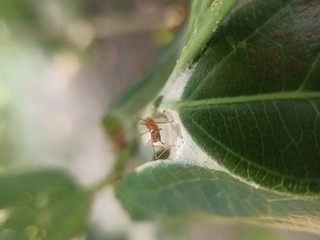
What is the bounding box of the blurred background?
[0,0,319,239]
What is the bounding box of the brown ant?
[137,116,172,160]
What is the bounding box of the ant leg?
[153,119,173,124]
[155,147,169,159]
[153,144,173,160]
[150,141,158,160]
[147,141,166,160]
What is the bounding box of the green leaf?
[174,0,238,72]
[114,0,320,233]
[0,170,92,240]
[117,162,320,233]
[169,0,320,194]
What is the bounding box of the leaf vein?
[298,51,320,91]
[168,92,320,109]
[185,112,320,183]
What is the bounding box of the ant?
[137,116,172,160]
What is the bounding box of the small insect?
[137,116,172,160]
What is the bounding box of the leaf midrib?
[167,91,320,109]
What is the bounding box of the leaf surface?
[117,162,320,233]
[173,0,320,194]
[0,170,92,240]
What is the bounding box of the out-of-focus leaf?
[0,170,92,240]
[0,0,37,23]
